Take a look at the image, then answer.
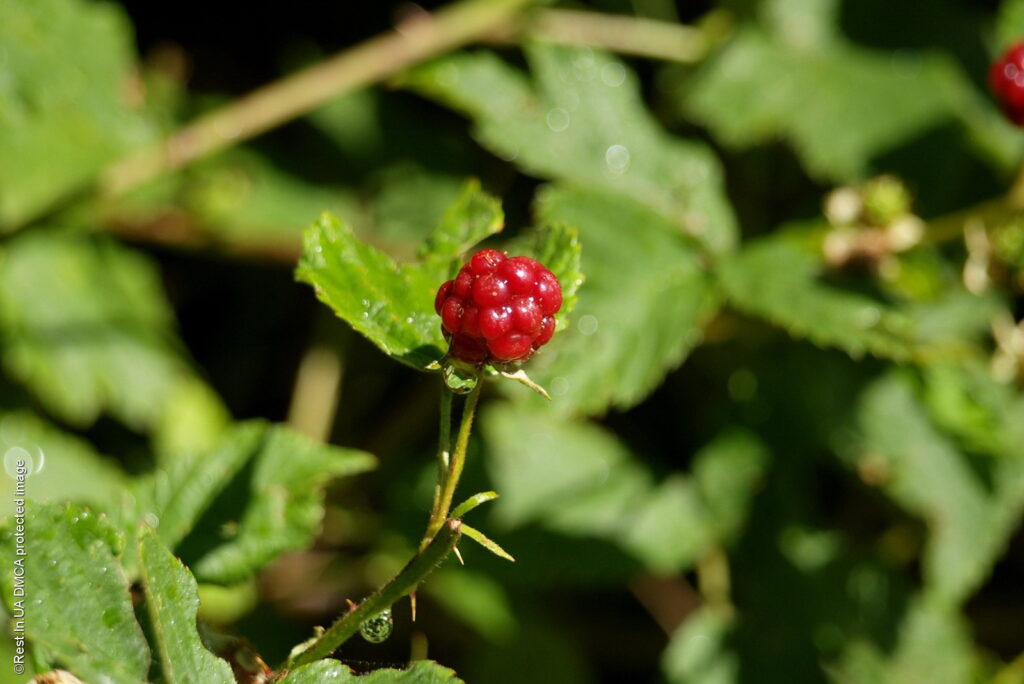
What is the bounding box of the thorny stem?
[421,385,454,552]
[285,519,462,670]
[422,380,482,546]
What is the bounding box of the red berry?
[991,44,1024,125]
[440,297,463,334]
[499,257,536,295]
[470,249,505,275]
[453,269,474,298]
[535,269,562,315]
[489,333,532,361]
[461,305,481,337]
[479,306,512,340]
[434,249,564,364]
[511,297,542,333]
[434,281,452,314]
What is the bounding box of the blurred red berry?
[435,250,562,363]
[990,43,1024,125]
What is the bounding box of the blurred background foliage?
[2,0,1024,681]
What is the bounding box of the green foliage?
[138,527,235,683]
[482,403,766,573]
[847,372,1024,605]
[662,608,736,684]
[520,185,717,415]
[0,232,194,429]
[720,230,999,362]
[280,660,463,683]
[0,411,133,517]
[404,44,737,254]
[0,0,155,228]
[133,421,375,583]
[187,423,376,583]
[4,0,1024,681]
[296,182,504,369]
[0,503,149,683]
[682,0,1021,180]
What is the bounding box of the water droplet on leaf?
[546,108,570,132]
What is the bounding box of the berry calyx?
[990,43,1024,125]
[434,250,562,364]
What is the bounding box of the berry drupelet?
[990,43,1024,126]
[434,249,562,364]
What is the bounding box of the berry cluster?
[434,249,562,364]
[991,43,1024,125]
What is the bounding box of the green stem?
[420,386,454,551]
[423,381,481,544]
[286,519,462,669]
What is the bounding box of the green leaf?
[720,230,994,362]
[450,491,500,519]
[130,421,374,583]
[404,44,737,253]
[461,523,515,562]
[138,527,234,684]
[0,503,149,683]
[419,179,503,268]
[520,185,717,415]
[482,403,766,573]
[297,182,505,369]
[847,372,1024,604]
[188,423,376,583]
[0,0,155,228]
[279,659,464,683]
[297,212,442,368]
[833,597,979,683]
[278,661,352,683]
[0,232,194,430]
[662,608,737,684]
[0,410,134,518]
[682,0,1020,180]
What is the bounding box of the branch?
[101,0,536,196]
[490,8,734,63]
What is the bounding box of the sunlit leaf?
[298,182,503,370]
[404,44,737,253]
[138,527,234,683]
[482,403,766,573]
[188,424,375,583]
[0,0,155,228]
[518,185,716,415]
[0,503,149,683]
[682,0,1022,179]
[848,372,1024,603]
[0,232,194,430]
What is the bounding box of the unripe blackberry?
[434,249,562,364]
[990,43,1024,125]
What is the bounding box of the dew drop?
[577,315,598,336]
[605,145,630,175]
[3,447,32,479]
[546,108,570,132]
[359,607,393,643]
[550,376,570,397]
[600,63,626,87]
